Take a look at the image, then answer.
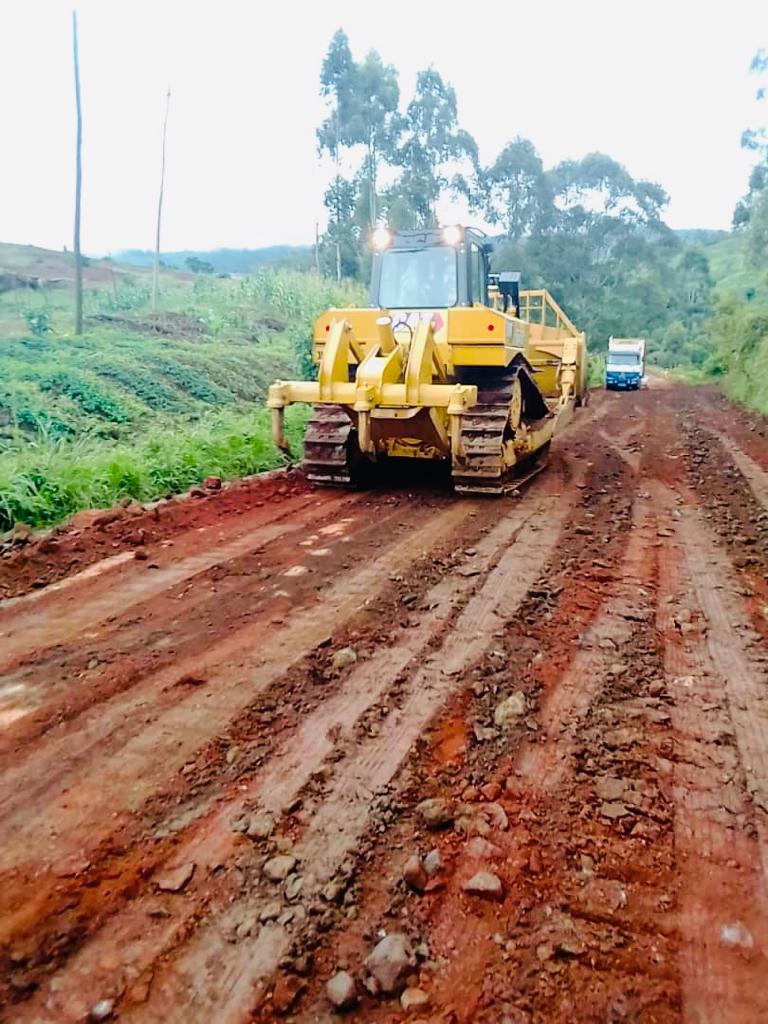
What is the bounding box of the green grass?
[0,253,364,530]
[704,232,766,300]
[716,303,768,416]
[587,352,606,388]
[0,407,308,530]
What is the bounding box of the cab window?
[468,243,486,305]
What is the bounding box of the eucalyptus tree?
[395,68,477,227]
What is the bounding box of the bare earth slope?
[1,381,767,1023]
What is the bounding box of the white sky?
[1,0,766,254]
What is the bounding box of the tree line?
[315,29,716,358]
[701,46,768,412]
[734,48,768,268]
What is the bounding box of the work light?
[371,227,393,250]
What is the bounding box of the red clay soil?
[1,383,767,1024]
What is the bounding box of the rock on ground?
[246,811,275,839]
[462,871,504,900]
[89,1000,115,1022]
[365,932,415,994]
[423,848,443,875]
[326,970,357,1009]
[402,855,427,892]
[263,854,297,882]
[331,646,358,671]
[154,862,195,892]
[416,797,454,829]
[494,692,526,727]
[401,986,431,1013]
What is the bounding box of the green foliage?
[0,267,363,529]
[587,353,606,388]
[0,407,308,531]
[470,137,550,239]
[316,31,476,264]
[184,256,215,274]
[394,68,477,228]
[153,361,228,404]
[96,361,188,412]
[92,283,152,313]
[702,295,768,414]
[24,310,52,336]
[37,371,128,422]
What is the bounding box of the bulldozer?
[268,225,588,494]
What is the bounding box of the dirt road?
[1,382,768,1023]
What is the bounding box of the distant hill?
[699,232,765,300]
[675,228,729,246]
[0,241,179,291]
[115,246,313,275]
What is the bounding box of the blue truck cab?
[605,337,645,390]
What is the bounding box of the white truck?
[605,337,645,390]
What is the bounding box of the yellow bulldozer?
[268,225,587,495]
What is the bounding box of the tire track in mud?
[387,491,684,1019]
[6,473,579,1023]
[0,470,312,602]
[655,483,768,1023]
[284,444,660,1023]
[0,491,354,665]
[0,497,489,1005]
[0,500,463,863]
[4,385,768,1023]
[0,491,438,752]
[710,429,768,512]
[680,416,768,643]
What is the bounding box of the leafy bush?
[153,361,228,404]
[96,362,189,412]
[36,371,128,422]
[91,284,152,313]
[24,311,52,337]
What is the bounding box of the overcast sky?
[1,0,766,254]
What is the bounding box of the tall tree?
[475,137,552,239]
[741,48,768,156]
[395,69,477,227]
[71,10,83,335]
[152,87,171,316]
[317,30,358,279]
[734,48,768,231]
[320,175,360,279]
[345,50,400,226]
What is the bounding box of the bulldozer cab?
[369,226,492,311]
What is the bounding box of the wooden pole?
[72,10,83,335]
[152,87,171,317]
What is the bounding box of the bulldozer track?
[452,370,550,495]
[303,374,550,496]
[2,384,768,1024]
[302,404,355,486]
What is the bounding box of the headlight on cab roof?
[371,226,393,250]
[441,225,463,246]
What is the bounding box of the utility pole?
[152,87,171,317]
[72,10,83,335]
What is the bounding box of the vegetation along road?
[1,379,767,1022]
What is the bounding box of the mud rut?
[1,383,767,1023]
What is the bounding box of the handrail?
[518,289,580,338]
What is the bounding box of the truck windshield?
[378,246,457,309]
[609,353,641,367]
